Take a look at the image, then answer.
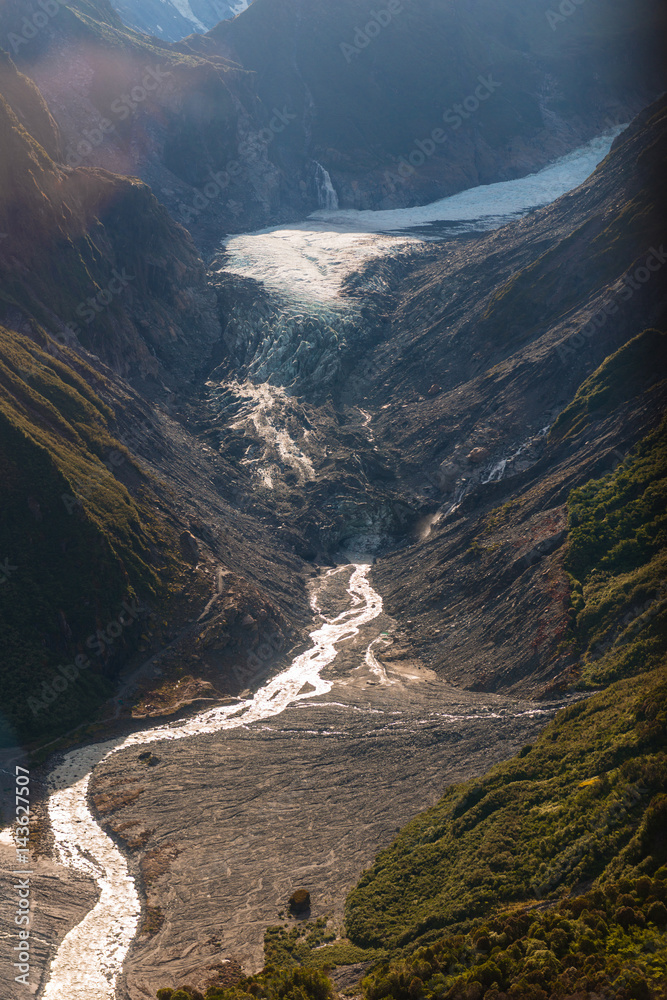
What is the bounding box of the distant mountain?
[2,0,665,250]
[198,0,667,211]
[110,0,251,42]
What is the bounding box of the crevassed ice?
[220,129,623,305]
[228,380,316,485]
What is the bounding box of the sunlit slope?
[0,55,220,382]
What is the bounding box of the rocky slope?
[0,55,312,749]
[352,98,667,698]
[0,0,293,251]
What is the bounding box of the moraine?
[35,130,619,998]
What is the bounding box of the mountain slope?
[354,96,667,698]
[199,0,667,209]
[0,55,311,748]
[110,0,250,43]
[0,53,221,385]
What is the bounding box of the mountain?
[0,3,666,996]
[196,0,667,210]
[1,0,665,250]
[109,0,250,43]
[0,54,311,747]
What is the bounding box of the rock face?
[0,55,220,386]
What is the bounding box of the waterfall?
[314,161,339,210]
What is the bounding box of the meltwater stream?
[42,564,381,999]
[38,129,621,996]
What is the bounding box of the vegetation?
[262,918,384,971]
[343,669,667,951]
[550,330,667,446]
[0,323,180,746]
[361,874,667,1000]
[155,967,336,1000]
[561,371,667,687]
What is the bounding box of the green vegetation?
[156,967,336,1000]
[323,400,667,1000]
[0,323,179,746]
[362,873,667,1000]
[550,330,667,445]
[264,919,338,968]
[562,391,667,688]
[344,669,667,951]
[263,918,385,972]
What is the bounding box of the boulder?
[466,447,490,464]
[288,889,310,913]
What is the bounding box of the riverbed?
[16,129,622,998]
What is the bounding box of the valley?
[0,4,665,999]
